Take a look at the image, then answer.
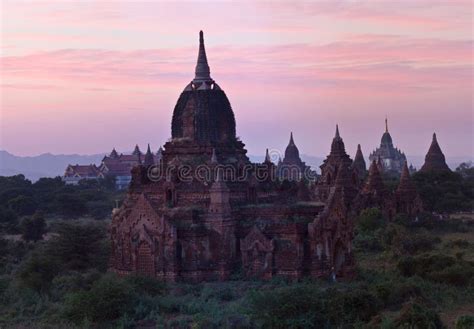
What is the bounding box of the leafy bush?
[326,287,381,324]
[374,280,424,308]
[247,284,327,328]
[429,264,474,286]
[357,208,385,232]
[413,170,472,213]
[20,212,47,242]
[395,233,441,255]
[7,195,38,216]
[50,270,102,297]
[455,315,474,329]
[397,254,474,286]
[392,301,445,329]
[0,206,19,233]
[17,251,59,293]
[86,200,114,219]
[354,232,384,252]
[125,275,167,297]
[62,273,135,324]
[48,222,109,271]
[398,254,455,277]
[445,239,470,249]
[247,284,381,328]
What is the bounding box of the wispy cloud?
[2,36,471,93]
[0,1,472,157]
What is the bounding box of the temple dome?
[171,31,236,144]
[284,132,301,162]
[381,131,393,146]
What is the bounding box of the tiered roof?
[64,164,101,178]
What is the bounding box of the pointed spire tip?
[194,30,211,82]
[289,132,294,144]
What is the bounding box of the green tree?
[18,250,59,293]
[7,195,38,216]
[62,273,135,324]
[357,208,385,232]
[20,212,46,242]
[0,206,19,233]
[412,170,472,213]
[54,193,87,217]
[393,302,445,329]
[455,315,474,329]
[48,223,109,271]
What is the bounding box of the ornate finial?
[432,132,437,142]
[335,124,340,138]
[194,30,211,82]
[385,117,388,133]
[289,132,294,144]
[357,144,361,150]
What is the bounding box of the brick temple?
[110,31,424,282]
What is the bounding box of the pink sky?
[0,1,472,158]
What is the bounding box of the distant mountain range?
[0,150,470,182]
[0,150,106,181]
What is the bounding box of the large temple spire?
[330,124,346,155]
[194,30,211,82]
[420,132,451,173]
